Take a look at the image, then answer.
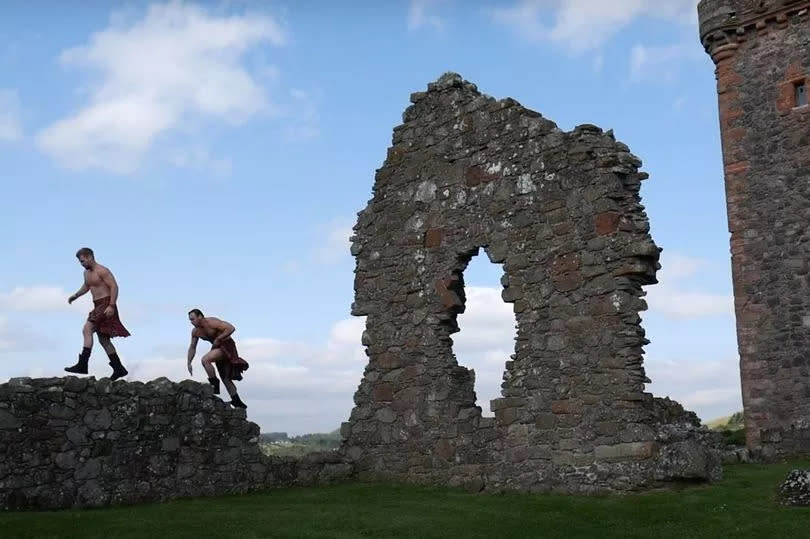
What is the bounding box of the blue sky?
[0,0,740,434]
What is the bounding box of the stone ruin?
[0,376,349,510]
[340,73,721,493]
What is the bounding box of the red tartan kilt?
[213,337,249,381]
[88,297,131,338]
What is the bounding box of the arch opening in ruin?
[450,249,516,418]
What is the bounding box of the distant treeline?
[708,411,745,446]
[258,428,341,457]
[259,429,341,449]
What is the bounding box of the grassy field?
[1,461,808,538]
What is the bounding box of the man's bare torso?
[84,264,113,301]
[193,319,228,343]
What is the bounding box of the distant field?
[1,461,808,538]
[705,411,745,431]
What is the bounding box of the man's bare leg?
[82,321,93,349]
[98,333,128,381]
[201,349,225,394]
[65,321,95,374]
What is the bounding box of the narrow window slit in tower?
[796,80,808,107]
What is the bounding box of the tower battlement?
[698,0,810,57]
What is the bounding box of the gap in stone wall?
[450,250,517,418]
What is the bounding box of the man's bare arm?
[100,268,119,306]
[187,331,199,375]
[69,284,89,304]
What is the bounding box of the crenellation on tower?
[699,1,810,58]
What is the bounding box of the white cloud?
[0,89,22,141]
[646,289,733,318]
[453,286,516,416]
[323,317,368,364]
[0,286,79,312]
[644,253,734,319]
[682,387,741,407]
[454,286,515,350]
[629,43,701,82]
[36,1,286,173]
[0,313,59,357]
[645,356,741,422]
[408,0,446,31]
[658,252,705,280]
[312,218,354,265]
[0,286,86,360]
[491,0,699,53]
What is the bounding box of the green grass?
[2,461,809,538]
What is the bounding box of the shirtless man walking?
[187,309,249,409]
[64,247,130,380]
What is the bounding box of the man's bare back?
[191,317,232,345]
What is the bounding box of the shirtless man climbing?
[64,247,130,380]
[187,309,249,409]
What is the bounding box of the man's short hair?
[188,308,204,317]
[75,247,94,259]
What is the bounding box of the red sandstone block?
[373,383,395,402]
[424,228,442,248]
[594,212,620,235]
[464,165,498,187]
[551,400,583,414]
[724,161,750,175]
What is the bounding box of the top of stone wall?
[1,375,229,402]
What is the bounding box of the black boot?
[108,353,128,381]
[208,377,221,394]
[65,347,91,374]
[230,393,247,409]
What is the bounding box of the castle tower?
[698,0,810,459]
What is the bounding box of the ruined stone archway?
[451,251,516,418]
[340,73,720,493]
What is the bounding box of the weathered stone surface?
[778,469,810,506]
[0,409,22,429]
[342,72,720,493]
[0,377,353,510]
[699,1,810,459]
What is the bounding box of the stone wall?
[698,0,810,459]
[0,377,351,510]
[341,73,721,493]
